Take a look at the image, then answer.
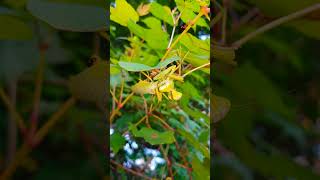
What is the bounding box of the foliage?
[109,0,210,179]
[214,0,320,179]
[0,0,107,179]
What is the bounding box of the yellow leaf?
[110,0,139,26]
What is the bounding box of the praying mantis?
[131,64,184,102]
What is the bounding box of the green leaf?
[184,52,210,74]
[110,64,121,75]
[224,63,294,120]
[110,133,126,154]
[118,56,179,71]
[175,0,200,12]
[178,35,210,72]
[177,129,209,158]
[129,124,176,145]
[68,61,107,106]
[212,45,236,65]
[127,19,169,49]
[142,17,162,30]
[198,129,209,143]
[149,2,174,26]
[175,0,208,28]
[110,0,139,26]
[27,0,107,32]
[179,33,209,55]
[212,95,231,123]
[289,20,320,40]
[0,15,33,40]
[191,156,210,180]
[46,0,106,7]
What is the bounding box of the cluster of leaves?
[213,0,320,179]
[110,0,210,179]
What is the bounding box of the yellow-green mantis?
[131,65,183,102]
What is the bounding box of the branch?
[0,87,27,133]
[110,160,152,180]
[232,3,320,49]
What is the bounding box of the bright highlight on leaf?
[110,0,139,26]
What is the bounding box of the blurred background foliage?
[0,0,107,179]
[214,0,320,179]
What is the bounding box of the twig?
[168,8,178,48]
[34,97,76,144]
[5,80,17,167]
[109,89,120,105]
[29,49,45,138]
[110,160,152,180]
[110,92,134,124]
[221,6,227,44]
[152,114,174,131]
[232,3,320,49]
[0,144,30,179]
[182,62,210,78]
[161,10,205,62]
[211,11,223,28]
[0,97,75,179]
[160,145,173,179]
[0,87,27,133]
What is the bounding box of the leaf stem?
[232,3,320,49]
[221,6,227,44]
[168,8,179,48]
[161,11,205,62]
[34,97,76,143]
[29,49,45,138]
[0,87,27,133]
[182,62,210,78]
[0,97,76,179]
[110,92,134,124]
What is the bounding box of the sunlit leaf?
[110,0,139,26]
[149,2,174,26]
[127,19,169,49]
